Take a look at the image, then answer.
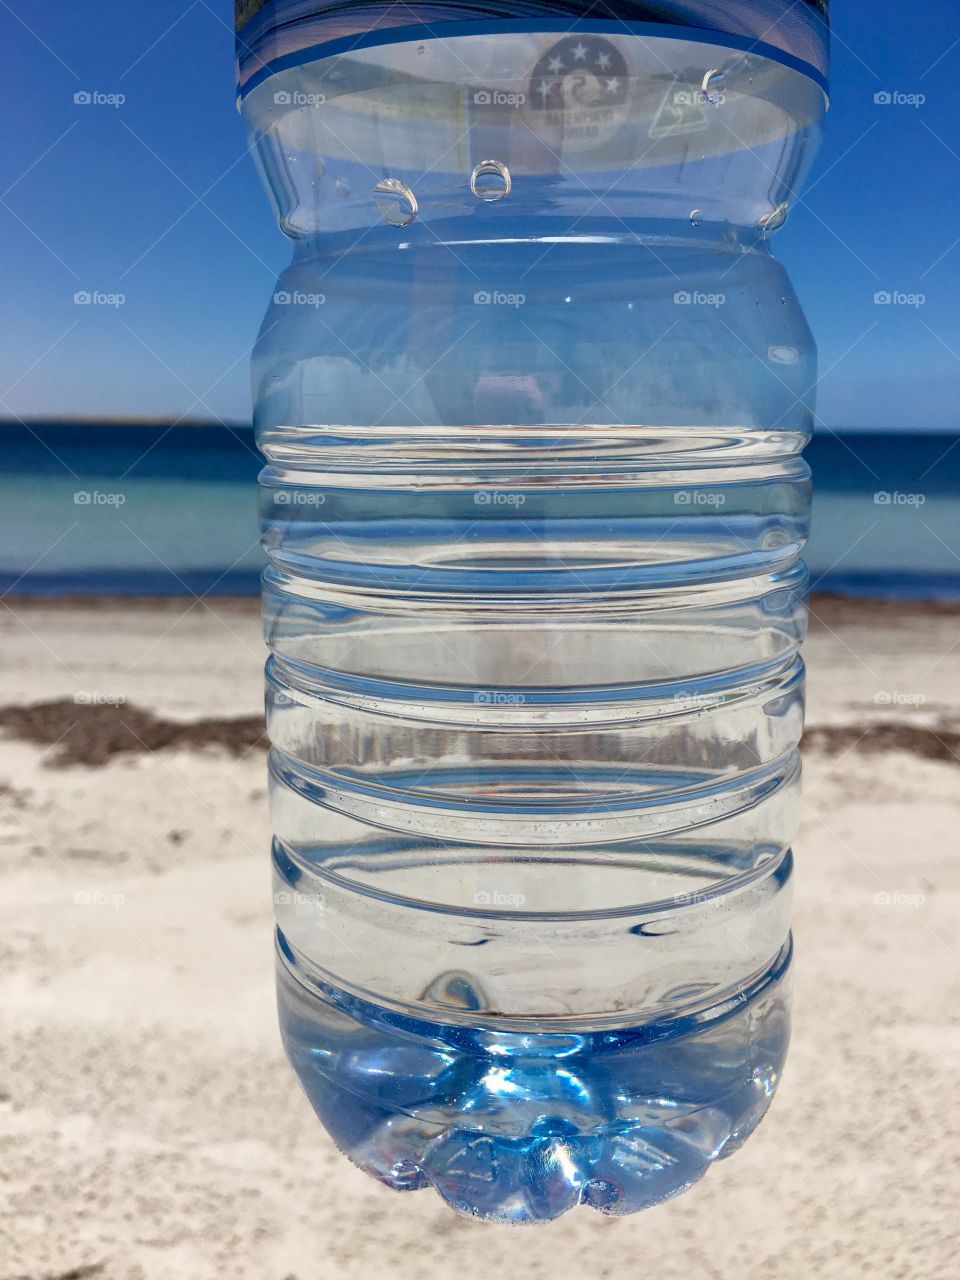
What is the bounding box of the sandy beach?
[1,594,958,1279]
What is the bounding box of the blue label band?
[236,2,829,98]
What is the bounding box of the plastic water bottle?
[238,0,827,1221]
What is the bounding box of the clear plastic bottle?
[238,0,827,1221]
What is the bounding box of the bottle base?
[277,934,791,1222]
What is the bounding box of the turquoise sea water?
[1,422,958,598]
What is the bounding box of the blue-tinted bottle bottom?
[276,935,792,1222]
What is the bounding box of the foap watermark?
[275,490,326,506]
[274,90,326,107]
[672,690,724,712]
[874,90,925,108]
[74,290,125,308]
[473,690,527,705]
[474,491,525,507]
[474,289,525,308]
[273,890,327,908]
[274,289,325,307]
[672,888,717,906]
[674,489,725,507]
[874,490,925,507]
[472,88,526,108]
[74,490,126,506]
[874,690,926,707]
[74,691,126,706]
[74,889,126,907]
[873,890,926,908]
[74,90,125,108]
[474,889,526,907]
[673,88,725,108]
[874,290,925,307]
[674,289,725,307]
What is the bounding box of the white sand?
[1,597,957,1279]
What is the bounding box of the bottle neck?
[242,31,825,243]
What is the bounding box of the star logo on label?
[529,35,630,113]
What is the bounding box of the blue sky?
[0,0,957,430]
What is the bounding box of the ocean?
[1,422,957,598]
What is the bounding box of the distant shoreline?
[4,592,960,611]
[0,417,253,430]
[3,420,959,434]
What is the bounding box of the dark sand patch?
[802,721,960,763]
[0,700,265,767]
[2,699,959,769]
